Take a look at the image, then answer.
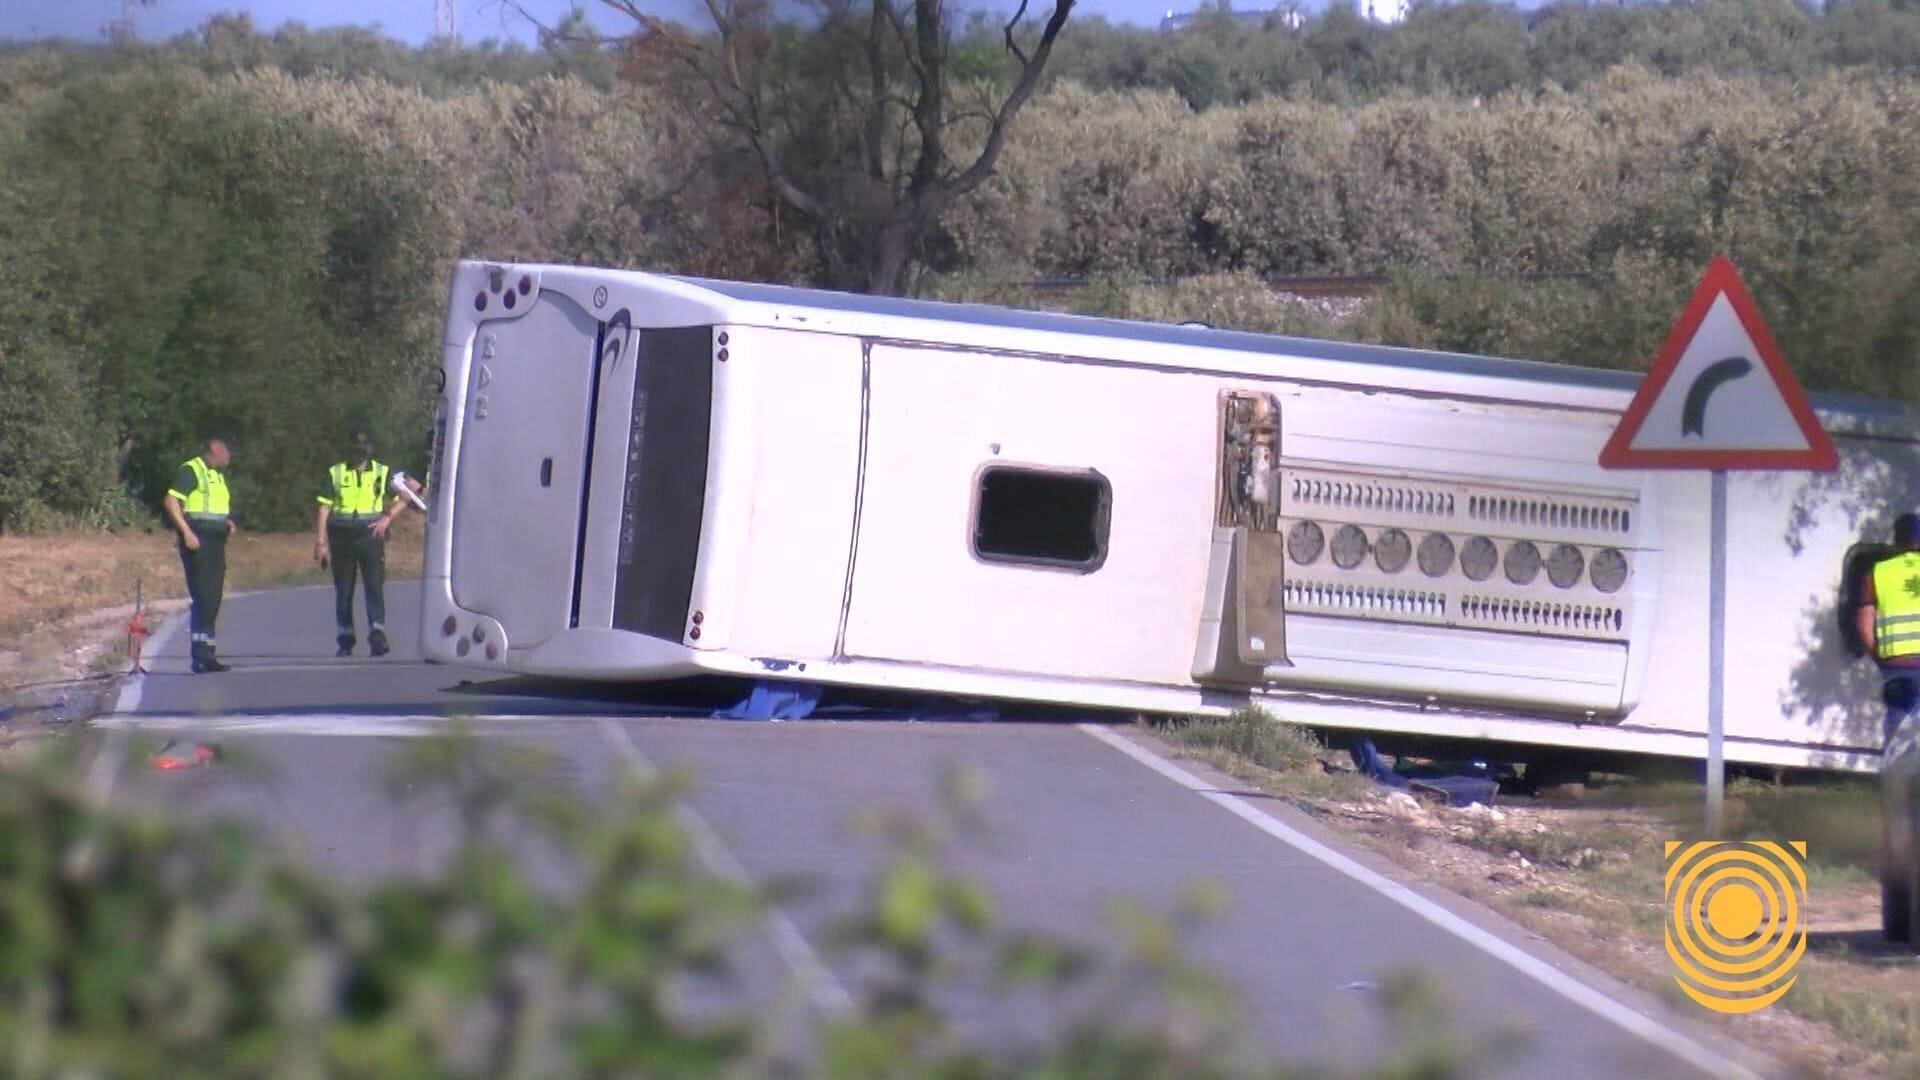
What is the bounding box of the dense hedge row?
[1,7,1916,530]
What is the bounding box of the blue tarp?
[709,681,1002,723]
[1348,737,1499,808]
[1408,775,1501,809]
[712,682,824,720]
[1348,737,1411,790]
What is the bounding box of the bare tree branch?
[905,0,948,198]
[1002,0,1034,67]
[949,0,1073,204]
[866,0,891,183]
[589,0,1075,294]
[878,0,930,92]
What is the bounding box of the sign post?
[1599,257,1838,837]
[1708,469,1726,834]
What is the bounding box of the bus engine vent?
[1459,595,1625,636]
[1290,476,1455,518]
[1274,463,1643,644]
[1282,580,1447,621]
[1467,495,1630,536]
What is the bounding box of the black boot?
[368,628,390,658]
[191,643,229,674]
[337,632,355,658]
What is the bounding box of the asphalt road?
[92,582,1778,1078]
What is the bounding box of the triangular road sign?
[1599,257,1837,471]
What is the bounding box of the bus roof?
[669,274,1637,390]
[665,274,1916,427]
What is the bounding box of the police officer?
[315,429,422,657]
[162,434,236,674]
[1857,512,1920,744]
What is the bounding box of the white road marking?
[83,727,128,807]
[1076,722,1768,1080]
[93,713,454,736]
[108,584,383,715]
[595,717,857,1021]
[90,713,712,736]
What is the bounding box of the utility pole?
[435,0,458,41]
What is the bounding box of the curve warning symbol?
[1680,356,1752,437]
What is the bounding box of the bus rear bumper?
[421,618,705,682]
[517,629,705,680]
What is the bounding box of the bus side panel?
[1266,382,1642,714]
[714,328,867,663]
[1721,439,1920,758]
[842,345,1224,684]
[1564,470,1705,739]
[841,343,1647,712]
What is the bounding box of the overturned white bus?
[418,260,1920,775]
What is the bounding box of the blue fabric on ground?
[710,682,1005,723]
[1348,737,1410,789]
[1348,736,1497,807]
[1409,776,1500,808]
[713,682,824,720]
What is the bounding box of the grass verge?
[0,517,426,700]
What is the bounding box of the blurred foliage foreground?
[0,726,1529,1078]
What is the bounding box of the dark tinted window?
[611,326,713,639]
[972,467,1110,572]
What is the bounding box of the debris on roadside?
[1565,847,1605,870]
[1457,802,1507,824]
[1348,736,1501,808]
[151,740,216,770]
[1383,791,1427,819]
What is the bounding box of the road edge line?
[595,718,857,1022]
[1076,722,1770,1080]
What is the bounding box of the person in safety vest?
[314,428,423,657]
[162,434,237,674]
[1857,512,1920,745]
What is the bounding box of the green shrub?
[0,729,1530,1078]
[1162,707,1327,775]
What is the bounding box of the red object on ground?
[151,742,215,770]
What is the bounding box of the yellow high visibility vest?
[1872,551,1920,661]
[321,461,391,518]
[169,457,230,519]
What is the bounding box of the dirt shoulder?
[0,519,426,741]
[1144,713,1920,1080]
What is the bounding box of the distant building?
[1159,7,1306,32]
[1157,1,1417,30]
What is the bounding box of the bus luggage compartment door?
[450,291,600,651]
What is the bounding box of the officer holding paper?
[314,428,425,657]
